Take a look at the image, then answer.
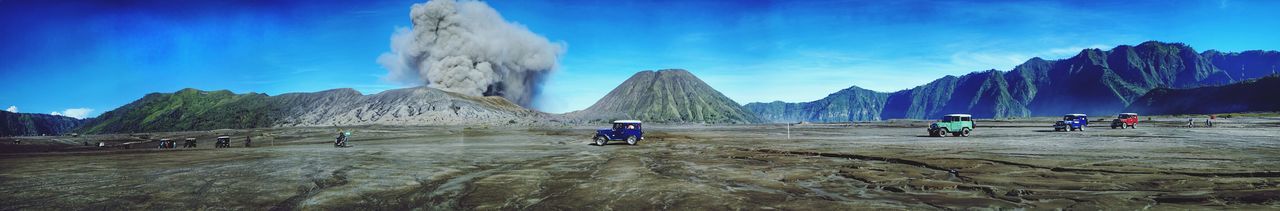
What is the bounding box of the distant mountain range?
[65,69,758,134]
[12,41,1277,134]
[77,87,554,134]
[1126,74,1280,115]
[746,41,1280,122]
[0,111,86,137]
[567,69,762,124]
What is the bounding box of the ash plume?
[378,0,563,107]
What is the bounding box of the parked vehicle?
[1110,113,1139,129]
[928,114,974,137]
[216,136,231,148]
[158,139,173,149]
[594,120,644,145]
[1054,114,1089,131]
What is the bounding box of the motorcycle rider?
[335,131,349,147]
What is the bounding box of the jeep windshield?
[1063,116,1075,120]
[1118,114,1133,118]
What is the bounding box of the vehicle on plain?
[1055,114,1089,131]
[594,120,644,145]
[928,114,973,137]
[1111,113,1139,129]
[216,136,232,148]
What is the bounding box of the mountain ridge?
[747,41,1280,122]
[1126,74,1280,115]
[568,69,762,124]
[0,111,87,137]
[77,86,556,134]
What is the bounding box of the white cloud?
[5,106,16,113]
[50,108,94,119]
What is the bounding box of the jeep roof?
[944,114,972,117]
[1120,113,1138,115]
[613,120,642,124]
[1066,114,1087,117]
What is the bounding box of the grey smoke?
[378,0,563,107]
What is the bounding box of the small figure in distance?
[335,131,351,148]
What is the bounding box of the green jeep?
[927,114,974,137]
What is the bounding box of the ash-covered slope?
[273,87,550,127]
[750,41,1279,122]
[0,111,86,136]
[77,87,552,134]
[569,69,761,124]
[1126,74,1280,115]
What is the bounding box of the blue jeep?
[1054,114,1089,131]
[594,120,644,146]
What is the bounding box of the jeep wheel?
[1078,126,1085,131]
[961,128,970,137]
[1129,124,1136,129]
[626,136,638,145]
[594,136,606,146]
[939,129,949,138]
[1111,125,1117,129]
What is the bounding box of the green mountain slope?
[78,88,274,134]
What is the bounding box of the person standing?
[244,136,252,148]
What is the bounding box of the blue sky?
[2,0,1279,117]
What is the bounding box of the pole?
[786,124,791,140]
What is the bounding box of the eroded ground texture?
[2,118,1279,210]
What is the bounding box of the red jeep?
[1110,113,1139,129]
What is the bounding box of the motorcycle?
[335,132,352,148]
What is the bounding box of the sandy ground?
[2,117,1279,210]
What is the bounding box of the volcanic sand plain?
[2,117,1279,210]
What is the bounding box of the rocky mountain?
[748,41,1280,122]
[271,87,550,127]
[744,86,888,122]
[568,69,761,124]
[77,87,553,134]
[1126,74,1280,115]
[0,111,86,137]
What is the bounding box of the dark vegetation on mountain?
[569,69,762,124]
[0,111,86,137]
[746,41,1280,122]
[1126,74,1280,115]
[78,88,274,134]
